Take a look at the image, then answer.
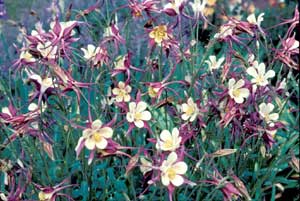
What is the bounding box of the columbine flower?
[49,20,77,37]
[37,41,58,59]
[140,157,153,175]
[114,55,126,70]
[112,81,132,102]
[81,119,113,150]
[181,97,199,122]
[38,191,53,201]
[189,0,207,18]
[19,50,36,63]
[160,152,187,187]
[81,44,100,61]
[148,86,161,98]
[259,103,279,124]
[164,0,185,16]
[228,78,250,104]
[246,61,275,87]
[282,35,299,54]
[205,55,225,71]
[247,13,264,27]
[126,101,151,128]
[29,74,54,94]
[149,25,169,44]
[214,23,234,40]
[156,128,182,151]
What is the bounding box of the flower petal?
[85,138,96,150]
[134,120,144,128]
[171,175,184,187]
[136,101,147,112]
[92,119,102,129]
[173,162,188,174]
[141,111,151,121]
[95,138,108,149]
[160,130,172,141]
[161,175,170,186]
[100,127,113,138]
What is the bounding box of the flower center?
[148,87,159,98]
[166,167,176,180]
[163,139,174,149]
[134,112,142,120]
[233,89,241,97]
[256,75,265,84]
[93,132,103,142]
[186,106,195,116]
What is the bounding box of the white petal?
[266,103,275,113]
[181,114,189,121]
[136,101,147,112]
[118,81,125,88]
[161,175,170,186]
[112,88,120,95]
[269,113,279,121]
[181,103,189,112]
[246,67,258,78]
[141,111,151,121]
[259,103,268,116]
[92,119,102,129]
[166,152,178,165]
[239,88,250,98]
[264,70,275,79]
[85,138,96,150]
[234,96,244,104]
[95,138,108,149]
[99,127,113,138]
[134,120,144,128]
[129,102,137,112]
[172,128,179,138]
[228,78,236,89]
[257,63,266,75]
[126,112,134,122]
[234,79,245,89]
[160,130,172,141]
[173,162,188,174]
[171,175,184,187]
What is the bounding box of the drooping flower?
[163,0,185,16]
[148,86,161,98]
[149,25,169,44]
[49,20,77,38]
[189,0,207,18]
[29,74,55,94]
[214,23,235,40]
[126,101,152,128]
[112,81,132,102]
[140,157,153,175]
[19,50,36,63]
[205,55,225,71]
[247,12,264,27]
[81,44,100,61]
[282,35,299,54]
[259,103,279,124]
[38,191,53,201]
[36,41,58,59]
[156,128,182,151]
[228,78,250,104]
[181,97,199,122]
[160,152,187,187]
[246,61,275,87]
